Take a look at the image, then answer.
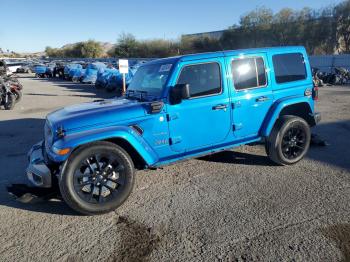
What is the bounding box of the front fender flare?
[260,96,313,137]
[49,126,159,166]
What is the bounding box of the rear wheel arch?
[279,102,315,127]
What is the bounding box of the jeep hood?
[47,98,148,133]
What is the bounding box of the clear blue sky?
[0,0,341,53]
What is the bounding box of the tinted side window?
[232,57,267,90]
[273,53,307,84]
[177,63,221,98]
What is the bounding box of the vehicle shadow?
[0,117,349,214]
[34,77,116,100]
[0,117,78,216]
[3,192,77,216]
[198,150,279,166]
[198,120,350,171]
[308,119,350,171]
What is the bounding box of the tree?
[272,8,297,46]
[180,36,221,54]
[80,40,103,58]
[240,7,273,28]
[138,39,179,57]
[240,7,274,47]
[335,0,350,53]
[45,46,56,57]
[113,33,139,58]
[312,8,337,55]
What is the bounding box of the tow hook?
[7,184,60,204]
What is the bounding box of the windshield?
[127,62,173,97]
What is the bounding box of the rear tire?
[59,142,135,215]
[266,116,311,165]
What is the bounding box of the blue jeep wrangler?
[26,47,320,215]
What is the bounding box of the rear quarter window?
[231,57,267,90]
[272,53,307,84]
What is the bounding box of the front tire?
[266,116,311,165]
[59,142,135,215]
[4,93,16,110]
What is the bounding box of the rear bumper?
[26,141,52,188]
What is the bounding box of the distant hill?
[0,41,116,58]
[59,41,115,57]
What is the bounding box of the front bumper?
[26,141,52,188]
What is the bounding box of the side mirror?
[169,84,190,105]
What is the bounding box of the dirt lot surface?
[0,75,349,261]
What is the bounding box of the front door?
[167,58,231,153]
[227,53,274,139]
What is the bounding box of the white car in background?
[5,61,23,74]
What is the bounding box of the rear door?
[228,53,274,139]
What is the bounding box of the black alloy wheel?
[73,153,126,204]
[266,116,311,165]
[59,142,135,215]
[281,126,307,160]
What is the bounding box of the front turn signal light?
[56,148,71,155]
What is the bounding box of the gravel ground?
[0,75,349,261]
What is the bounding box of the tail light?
[312,86,319,101]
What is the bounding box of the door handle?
[256,96,269,102]
[212,104,228,110]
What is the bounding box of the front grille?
[42,141,49,164]
[44,121,53,151]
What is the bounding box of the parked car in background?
[81,62,106,84]
[46,63,56,78]
[95,67,116,89]
[106,69,133,94]
[34,64,48,78]
[55,62,66,78]
[64,63,83,80]
[16,64,32,73]
[4,61,23,74]
[71,64,87,82]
